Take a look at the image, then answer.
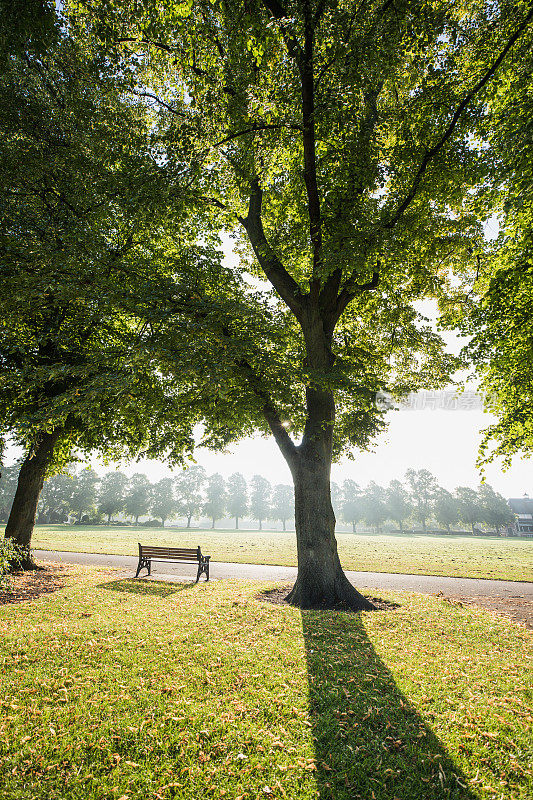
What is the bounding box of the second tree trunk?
[4,430,61,568]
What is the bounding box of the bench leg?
[197,558,210,582]
[135,558,150,578]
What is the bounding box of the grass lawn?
[0,565,531,799]
[27,524,533,581]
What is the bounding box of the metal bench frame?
[135,543,210,582]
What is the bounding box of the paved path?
[34,550,532,600]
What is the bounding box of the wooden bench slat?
[141,548,197,553]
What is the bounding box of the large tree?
[69,468,100,524]
[433,488,459,533]
[125,473,153,524]
[175,466,207,528]
[72,0,533,607]
[270,483,294,531]
[150,478,177,527]
[406,469,438,532]
[98,472,128,524]
[0,26,202,563]
[250,475,271,531]
[385,480,412,533]
[203,473,227,529]
[361,482,387,534]
[341,479,364,534]
[478,484,514,534]
[455,487,482,536]
[226,472,248,529]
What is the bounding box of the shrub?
[0,538,28,588]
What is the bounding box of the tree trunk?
[135,515,139,524]
[211,518,215,529]
[235,516,239,529]
[187,514,192,528]
[281,381,374,612]
[399,520,403,532]
[107,513,111,524]
[352,521,356,533]
[286,449,374,610]
[259,519,262,530]
[4,430,61,568]
[282,519,286,531]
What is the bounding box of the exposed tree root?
[286,572,376,611]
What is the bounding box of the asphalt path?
[34,549,533,600]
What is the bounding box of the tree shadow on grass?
[96,579,193,598]
[301,609,479,800]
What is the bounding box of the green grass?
[0,566,531,799]
[27,524,533,581]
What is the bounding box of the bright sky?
[73,407,528,498]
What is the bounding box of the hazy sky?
[6,401,530,497]
[75,406,529,498]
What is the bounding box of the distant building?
[507,495,533,536]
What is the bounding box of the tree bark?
[286,443,374,611]
[187,514,192,528]
[281,377,373,610]
[4,430,61,568]
[282,519,286,531]
[235,516,239,529]
[255,305,375,611]
[259,519,262,530]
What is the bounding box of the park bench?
[135,544,210,582]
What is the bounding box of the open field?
[0,564,531,800]
[25,524,533,581]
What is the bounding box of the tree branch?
[214,122,300,147]
[132,91,186,117]
[236,358,299,467]
[300,0,323,280]
[383,5,533,231]
[239,178,307,319]
[260,0,304,64]
[333,269,380,326]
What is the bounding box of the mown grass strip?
[0,566,531,799]
[28,524,533,581]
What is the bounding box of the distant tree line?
[334,469,515,535]
[0,464,295,530]
[0,464,516,534]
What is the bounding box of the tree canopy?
[3,0,532,602]
[440,9,533,469]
